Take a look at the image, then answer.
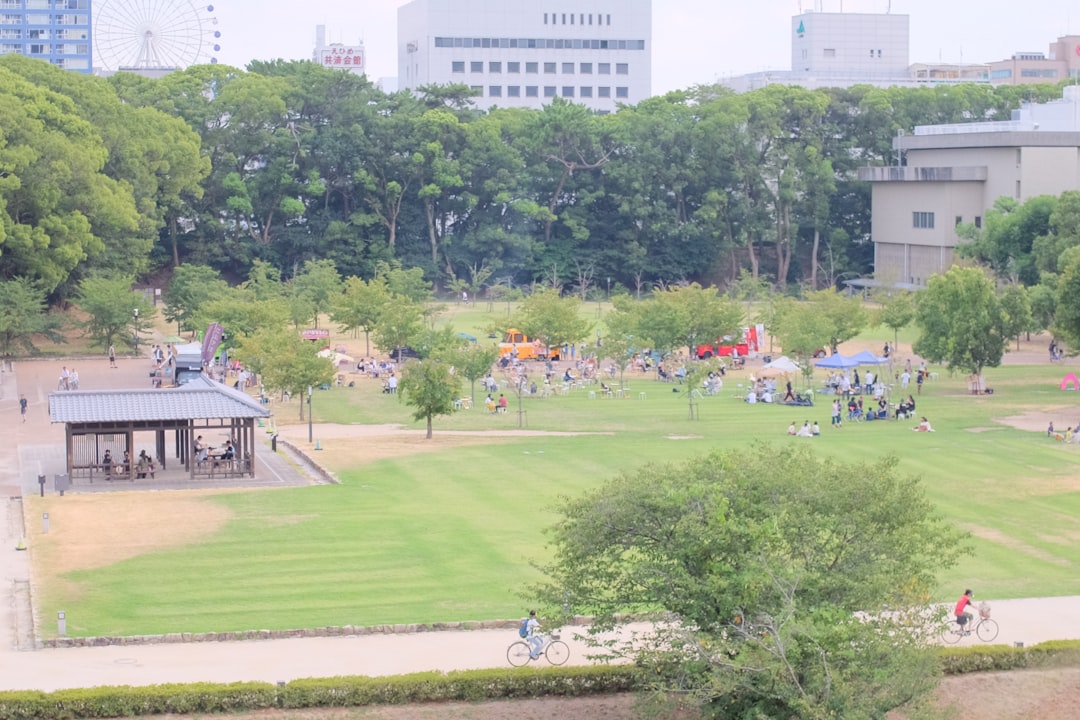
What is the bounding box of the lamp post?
[132,308,139,352]
[307,385,313,443]
[606,277,611,299]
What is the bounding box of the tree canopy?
[535,445,965,719]
[914,266,1007,376]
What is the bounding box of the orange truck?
[498,329,561,361]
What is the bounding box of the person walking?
[831,398,842,428]
[19,395,27,423]
[108,344,117,368]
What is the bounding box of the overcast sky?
[209,0,1076,93]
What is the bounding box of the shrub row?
[0,666,641,720]
[2,642,1078,719]
[939,639,1080,675]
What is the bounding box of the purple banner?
[202,323,224,365]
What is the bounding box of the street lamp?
[307,385,313,443]
[132,308,139,352]
[606,277,611,299]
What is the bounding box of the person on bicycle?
[525,609,542,659]
[954,589,975,631]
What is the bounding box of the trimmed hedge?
[939,639,1080,675]
[2,642,1079,719]
[0,666,641,720]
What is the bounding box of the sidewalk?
[0,357,1079,693]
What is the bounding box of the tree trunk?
[425,201,439,266]
[169,216,180,268]
[748,237,759,279]
[426,415,433,439]
[810,228,821,291]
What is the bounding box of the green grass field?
[32,302,1080,637]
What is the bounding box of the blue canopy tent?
[851,350,888,365]
[814,353,860,370]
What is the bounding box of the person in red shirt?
[954,589,975,633]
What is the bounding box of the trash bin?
[54,474,70,496]
[271,434,278,453]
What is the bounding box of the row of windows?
[18,41,86,53]
[544,12,611,26]
[0,0,87,8]
[912,211,934,229]
[954,215,983,229]
[433,36,645,51]
[0,13,87,24]
[0,27,85,38]
[453,60,629,75]
[472,85,629,100]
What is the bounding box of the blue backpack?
[518,618,529,638]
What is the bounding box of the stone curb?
[41,616,598,648]
[277,437,339,485]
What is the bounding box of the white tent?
[762,356,801,373]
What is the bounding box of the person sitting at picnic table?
[194,435,209,463]
[896,395,916,420]
[913,417,935,432]
[485,394,497,413]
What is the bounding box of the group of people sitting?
[194,435,235,467]
[484,394,509,414]
[100,449,155,479]
[787,420,821,437]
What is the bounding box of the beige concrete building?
[988,35,1080,85]
[859,87,1080,285]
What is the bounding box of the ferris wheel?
[93,0,222,73]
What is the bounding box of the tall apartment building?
[397,0,651,111]
[0,0,92,73]
[858,87,1080,285]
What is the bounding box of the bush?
[940,639,1080,675]
[0,666,641,719]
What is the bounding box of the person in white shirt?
[796,421,813,437]
[746,389,757,404]
[525,610,542,659]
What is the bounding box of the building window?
[544,86,556,97]
[471,61,483,73]
[975,216,983,229]
[955,216,962,227]
[598,62,611,74]
[562,62,574,74]
[580,86,593,98]
[562,86,575,97]
[544,13,548,24]
[616,86,629,98]
[913,212,935,229]
[824,48,836,57]
[589,13,593,25]
[544,62,556,74]
[1016,180,1021,199]
[470,86,483,95]
[526,85,539,97]
[508,61,520,73]
[598,86,611,98]
[616,63,629,74]
[489,61,501,73]
[562,13,566,24]
[489,86,502,97]
[580,62,592,74]
[29,43,46,54]
[607,14,611,25]
[508,85,521,97]
[452,61,465,73]
[526,61,538,73]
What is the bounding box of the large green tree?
[76,275,156,351]
[914,266,1008,377]
[535,446,965,719]
[398,359,461,439]
[0,278,64,356]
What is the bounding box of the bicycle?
[507,633,569,667]
[941,602,999,644]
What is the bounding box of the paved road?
[1,355,1079,693]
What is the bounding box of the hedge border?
[3,640,1079,719]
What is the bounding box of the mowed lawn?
[33,355,1080,638]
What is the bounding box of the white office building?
[397,0,652,111]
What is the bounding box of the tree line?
[0,53,1070,301]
